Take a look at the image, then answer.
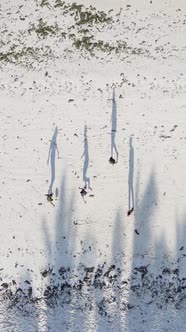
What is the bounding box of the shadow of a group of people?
[5,89,186,332]
[9,156,186,332]
[47,89,135,213]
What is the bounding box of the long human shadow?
[132,168,158,255]
[81,125,91,189]
[125,168,158,330]
[141,211,186,330]
[125,169,186,330]
[111,210,125,330]
[109,88,118,164]
[41,172,77,330]
[47,126,59,195]
[5,173,76,332]
[128,136,134,215]
[175,212,186,260]
[175,213,186,312]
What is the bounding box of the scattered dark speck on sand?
[24,280,31,284]
[1,283,8,288]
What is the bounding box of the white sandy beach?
[0,0,186,331]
